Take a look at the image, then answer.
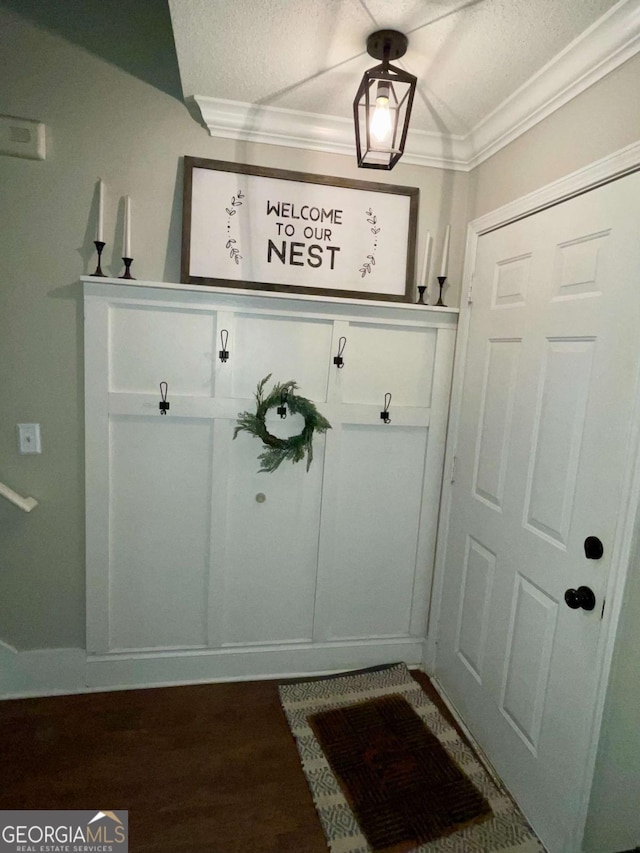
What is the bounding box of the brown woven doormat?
[308,693,492,853]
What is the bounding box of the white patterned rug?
[279,663,545,853]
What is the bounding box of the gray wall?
[470,50,640,218]
[0,1,469,651]
[584,543,640,852]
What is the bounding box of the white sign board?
[182,158,418,302]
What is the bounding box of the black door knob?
[584,536,604,559]
[564,586,596,611]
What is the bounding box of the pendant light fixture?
[353,29,417,170]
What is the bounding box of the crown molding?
[466,0,640,169]
[191,96,472,171]
[191,0,640,173]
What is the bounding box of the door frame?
[424,139,640,851]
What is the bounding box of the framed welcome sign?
[181,157,419,302]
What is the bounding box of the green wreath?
[233,375,331,473]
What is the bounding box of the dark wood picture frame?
[181,157,419,303]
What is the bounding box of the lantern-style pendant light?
[353,29,417,170]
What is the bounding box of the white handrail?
[0,481,38,512]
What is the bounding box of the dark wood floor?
[0,670,454,852]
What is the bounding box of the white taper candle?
[420,230,431,287]
[439,224,450,277]
[96,179,104,242]
[123,195,131,257]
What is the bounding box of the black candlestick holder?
[91,241,107,277]
[119,257,136,280]
[416,285,427,305]
[436,275,448,307]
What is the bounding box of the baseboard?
[0,638,424,699]
[0,642,86,699]
[421,635,438,676]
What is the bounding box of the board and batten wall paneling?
[231,314,333,402]
[85,279,457,678]
[314,424,429,641]
[222,421,325,645]
[109,417,213,651]
[340,323,437,407]
[109,305,217,396]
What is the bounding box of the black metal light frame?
[353,30,417,170]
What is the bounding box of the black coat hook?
[159,381,170,415]
[380,392,392,424]
[219,329,230,363]
[277,389,288,419]
[334,336,347,368]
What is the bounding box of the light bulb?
[370,81,392,143]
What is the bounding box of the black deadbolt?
[584,536,604,560]
[564,586,596,611]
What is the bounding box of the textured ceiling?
[169,0,621,137]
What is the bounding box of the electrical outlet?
[17,423,42,454]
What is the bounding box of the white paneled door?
[435,172,640,852]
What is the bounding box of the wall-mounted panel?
[231,314,332,402]
[222,420,324,645]
[340,324,436,407]
[85,280,457,679]
[109,417,213,651]
[109,305,216,395]
[319,424,428,640]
